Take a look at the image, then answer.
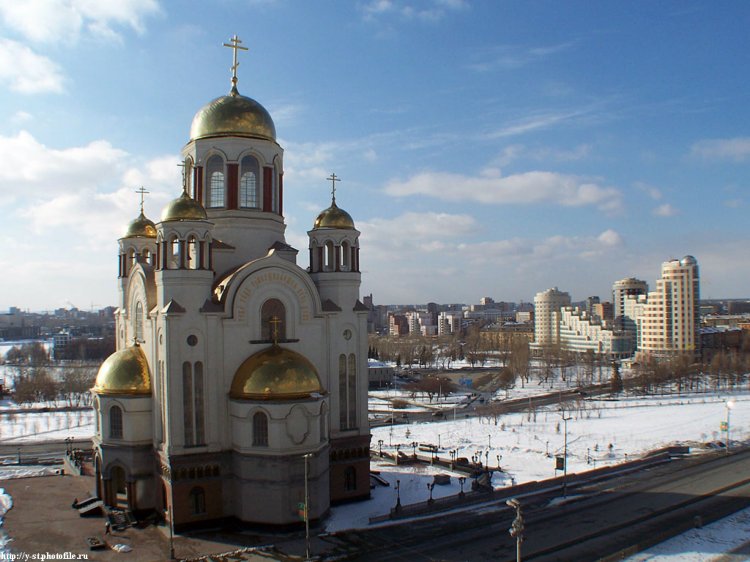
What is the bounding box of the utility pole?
[561,411,572,497]
[304,453,312,561]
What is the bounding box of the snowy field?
[0,404,94,442]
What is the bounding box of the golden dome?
[161,191,208,222]
[313,200,355,230]
[93,344,152,396]
[230,345,323,400]
[123,212,157,239]
[190,89,276,142]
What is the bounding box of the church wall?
[231,448,329,524]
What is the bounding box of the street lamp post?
[726,400,735,454]
[304,453,312,561]
[459,476,466,496]
[378,439,383,457]
[395,479,401,511]
[561,412,572,498]
[506,498,524,562]
[427,482,435,503]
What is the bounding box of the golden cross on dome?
[269,316,282,344]
[177,161,188,194]
[326,173,341,203]
[223,34,248,91]
[135,186,149,214]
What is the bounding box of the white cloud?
[690,137,750,162]
[0,38,64,93]
[0,130,127,194]
[361,211,477,244]
[384,169,622,212]
[10,110,33,123]
[468,42,576,72]
[361,0,467,22]
[653,203,678,217]
[0,0,161,44]
[493,144,591,167]
[634,181,663,201]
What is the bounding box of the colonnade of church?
[155,234,213,271]
[309,240,360,273]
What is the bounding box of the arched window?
[134,301,144,341]
[109,405,123,439]
[325,241,335,271]
[338,354,348,429]
[261,298,286,341]
[272,163,280,213]
[183,362,194,446]
[189,487,206,515]
[206,155,225,208]
[253,412,269,447]
[341,241,351,271]
[194,362,205,445]
[344,466,357,491]
[239,155,260,208]
[348,354,357,427]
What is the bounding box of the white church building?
[91,37,370,530]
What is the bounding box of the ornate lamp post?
[411,441,418,458]
[378,439,383,457]
[395,479,402,511]
[427,482,435,503]
[459,476,466,496]
[507,498,524,562]
[726,399,736,454]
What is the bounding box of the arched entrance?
[110,466,128,509]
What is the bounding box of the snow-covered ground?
[625,506,750,561]
[1,365,749,558]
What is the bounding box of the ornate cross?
[223,34,248,89]
[326,173,341,202]
[269,316,282,344]
[135,186,149,214]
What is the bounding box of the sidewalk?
[1,473,323,561]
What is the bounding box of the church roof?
[313,199,355,230]
[123,211,157,239]
[190,88,276,143]
[93,344,152,396]
[230,344,323,401]
[161,190,208,222]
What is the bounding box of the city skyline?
[1,1,749,311]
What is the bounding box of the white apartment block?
[638,256,700,357]
[557,307,631,357]
[533,287,571,347]
[438,311,462,335]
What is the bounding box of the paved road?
[323,448,750,561]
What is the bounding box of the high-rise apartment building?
[533,287,571,347]
[638,256,700,357]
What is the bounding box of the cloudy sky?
[1,0,749,311]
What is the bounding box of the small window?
[109,405,123,439]
[253,412,269,447]
[189,487,206,515]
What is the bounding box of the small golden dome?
[230,345,323,400]
[161,191,208,222]
[190,89,276,142]
[123,212,157,239]
[313,200,355,230]
[93,344,151,396]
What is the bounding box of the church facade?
[92,38,370,530]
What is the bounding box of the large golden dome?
[190,88,276,142]
[230,345,323,400]
[161,191,208,222]
[123,211,157,239]
[313,200,355,230]
[93,344,151,396]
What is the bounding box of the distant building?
[368,359,395,388]
[638,256,700,358]
[557,307,630,357]
[389,314,409,336]
[533,287,571,347]
[438,311,462,335]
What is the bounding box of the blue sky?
[1,0,749,311]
